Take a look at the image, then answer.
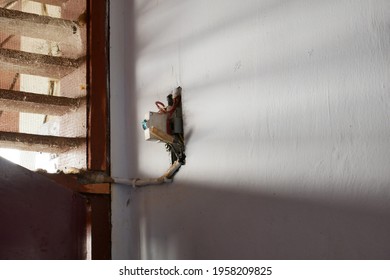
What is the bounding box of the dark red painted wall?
[0,157,87,259]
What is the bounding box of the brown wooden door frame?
[85,0,111,260]
[87,0,110,173]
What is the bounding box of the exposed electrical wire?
[155,101,167,112]
[112,160,182,187]
[66,160,182,188]
[155,95,181,118]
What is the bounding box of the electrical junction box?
[141,87,186,165]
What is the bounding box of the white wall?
[110,0,390,259]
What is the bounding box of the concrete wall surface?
[110,0,390,259]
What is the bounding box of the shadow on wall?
[110,0,139,177]
[126,182,390,260]
[112,0,390,260]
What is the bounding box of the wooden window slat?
[0,88,86,115]
[0,131,85,153]
[0,48,84,79]
[0,7,80,44]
